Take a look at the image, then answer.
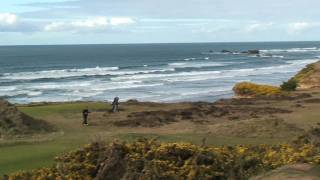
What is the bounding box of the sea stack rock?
[221,49,232,53]
[247,50,260,55]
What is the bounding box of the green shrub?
[280,79,298,91]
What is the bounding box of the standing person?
[82,107,90,125]
[112,97,119,112]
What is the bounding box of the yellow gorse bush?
[7,140,320,180]
[233,82,284,97]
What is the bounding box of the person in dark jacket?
[112,97,119,112]
[82,107,90,125]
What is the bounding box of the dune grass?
[293,63,316,82]
[0,97,319,175]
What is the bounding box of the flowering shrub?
[7,139,320,180]
[7,142,105,180]
[233,82,284,97]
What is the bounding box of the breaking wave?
[0,66,175,81]
[1,42,320,103]
[261,47,320,53]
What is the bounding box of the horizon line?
[1,40,320,47]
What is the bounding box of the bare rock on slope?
[0,99,54,137]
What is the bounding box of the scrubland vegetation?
[7,136,320,179]
[2,61,320,179]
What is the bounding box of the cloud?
[110,17,135,26]
[140,18,232,23]
[44,17,135,32]
[0,13,19,27]
[2,0,320,44]
[0,13,135,33]
[245,22,274,33]
[0,13,40,32]
[19,0,320,22]
[44,17,108,31]
[287,22,319,34]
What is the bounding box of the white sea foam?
[2,52,319,104]
[179,87,231,96]
[111,58,319,83]
[1,79,164,100]
[61,90,104,98]
[168,61,226,68]
[1,66,118,80]
[28,81,93,90]
[0,66,175,81]
[259,54,284,58]
[0,86,17,91]
[85,81,163,92]
[286,59,319,65]
[271,55,284,58]
[183,57,199,61]
[261,47,320,53]
[0,89,42,97]
[27,91,43,96]
[169,62,186,66]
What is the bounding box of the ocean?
[0,42,320,104]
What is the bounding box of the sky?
[0,0,320,45]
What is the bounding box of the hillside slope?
[0,99,54,137]
[293,61,320,89]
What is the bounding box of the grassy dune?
[0,100,298,175]
[2,61,320,178]
[0,102,108,175]
[0,98,319,175]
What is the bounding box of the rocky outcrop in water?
[220,49,260,55]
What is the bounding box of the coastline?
[11,60,320,139]
[2,60,320,177]
[2,43,319,104]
